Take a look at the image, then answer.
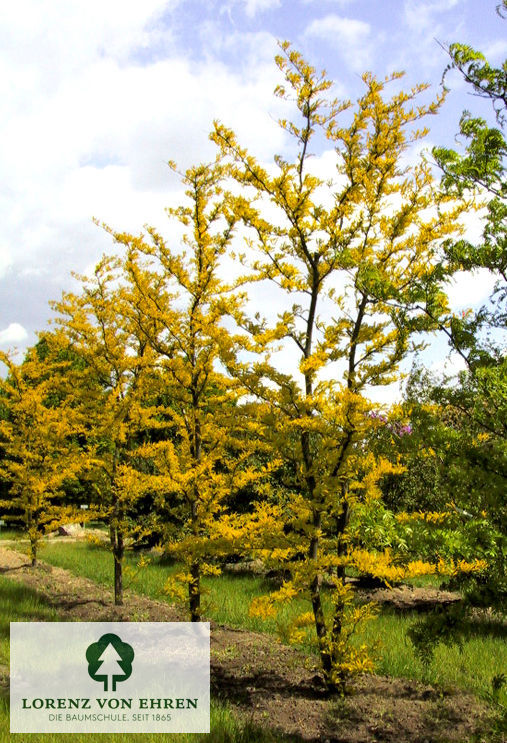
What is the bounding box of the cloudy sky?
[1,0,505,388]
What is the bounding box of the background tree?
[433,27,506,360]
[415,8,507,607]
[344,10,506,611]
[53,256,155,605]
[0,336,82,565]
[212,43,469,691]
[113,161,272,621]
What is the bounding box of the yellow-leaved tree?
[52,256,156,605]
[0,336,83,565]
[211,43,471,691]
[111,161,275,621]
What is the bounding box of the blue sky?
[0,0,505,393]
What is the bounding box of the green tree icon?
[86,634,134,692]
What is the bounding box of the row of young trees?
[1,32,505,692]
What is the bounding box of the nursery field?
[18,540,507,703]
[0,536,505,743]
[1,3,506,740]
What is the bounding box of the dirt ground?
[0,544,499,743]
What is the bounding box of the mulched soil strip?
[0,545,495,743]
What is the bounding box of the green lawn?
[12,539,506,706]
[0,575,60,669]
[1,700,282,743]
[0,531,22,542]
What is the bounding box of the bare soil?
[355,583,462,612]
[0,545,499,743]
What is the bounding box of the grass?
[360,607,507,701]
[0,574,60,669]
[10,539,320,632]
[15,539,506,706]
[0,698,286,743]
[0,574,291,743]
[0,531,21,542]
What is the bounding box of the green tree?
[432,2,506,354]
[425,9,507,605]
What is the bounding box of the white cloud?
[306,15,372,70]
[243,0,281,17]
[446,269,497,310]
[220,0,280,18]
[366,380,404,406]
[483,39,507,62]
[403,0,460,32]
[0,0,290,355]
[385,0,464,79]
[0,323,28,346]
[0,246,13,278]
[429,351,468,378]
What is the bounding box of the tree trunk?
[30,537,37,567]
[189,561,201,622]
[310,572,332,681]
[329,595,346,694]
[336,494,350,582]
[113,532,124,606]
[326,489,351,693]
[307,505,336,690]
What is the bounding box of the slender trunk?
[114,533,124,606]
[320,294,365,692]
[27,510,37,566]
[325,485,351,692]
[336,489,350,582]
[304,423,334,688]
[189,560,201,622]
[329,597,346,694]
[303,429,329,675]
[302,271,336,685]
[189,384,202,622]
[110,501,124,606]
[309,509,331,680]
[109,449,124,606]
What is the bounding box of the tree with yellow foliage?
[0,336,83,565]
[211,43,471,691]
[52,256,155,605]
[112,161,274,621]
